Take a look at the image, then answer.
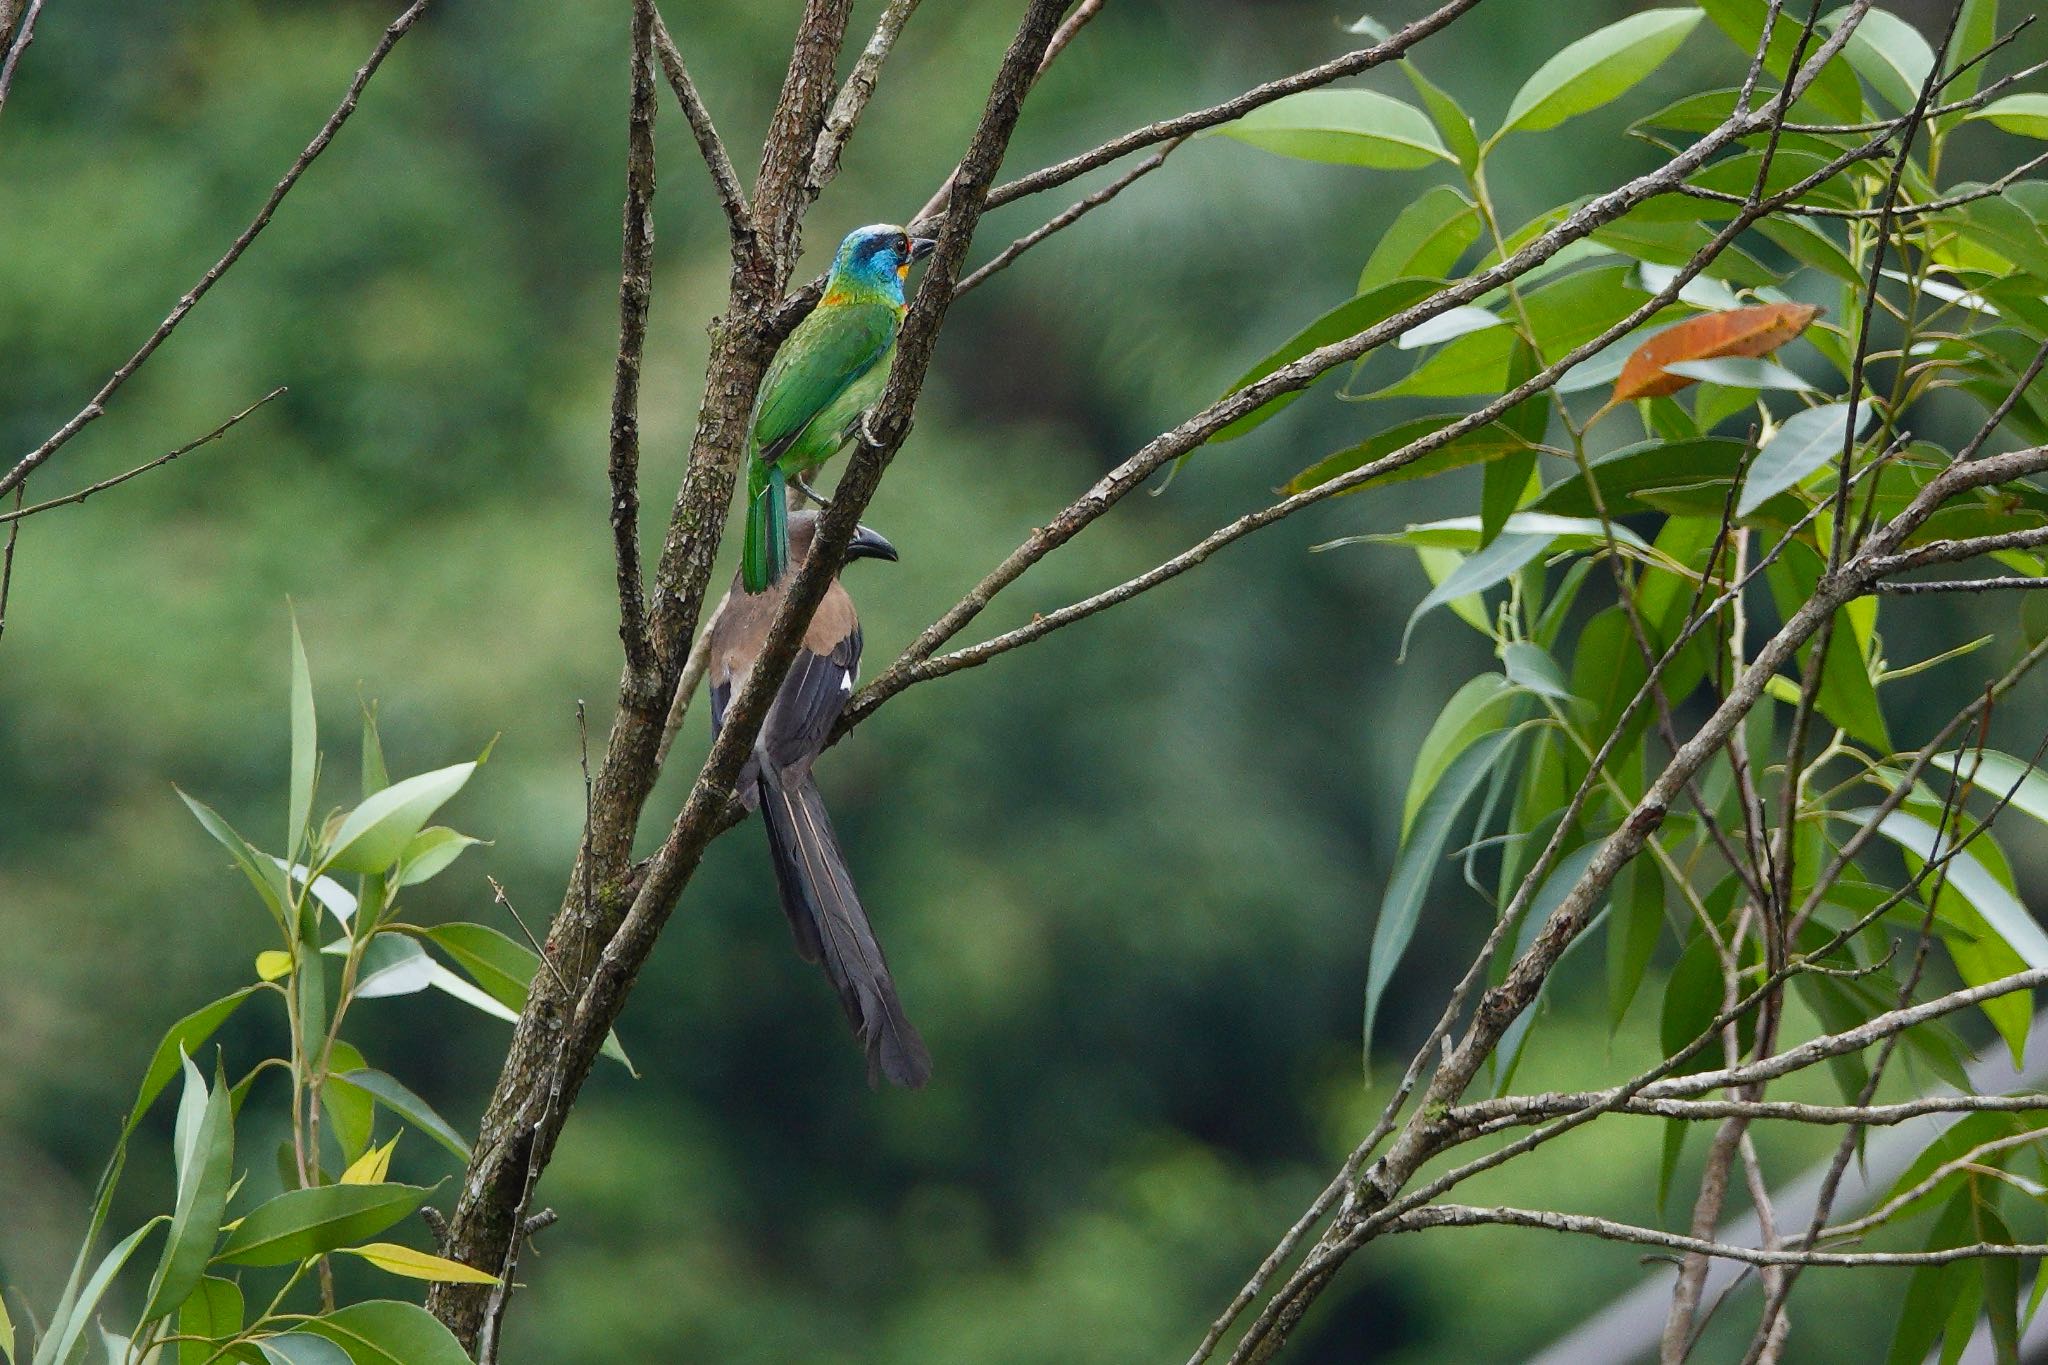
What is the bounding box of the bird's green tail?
[742,462,789,594]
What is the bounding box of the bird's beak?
[846,524,899,564]
[907,236,937,262]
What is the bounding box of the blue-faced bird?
[741,224,935,594]
[707,510,932,1087]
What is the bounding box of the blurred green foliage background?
[5,0,2048,1359]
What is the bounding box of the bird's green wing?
[751,301,899,467]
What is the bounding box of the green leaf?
[1214,278,1439,440]
[394,826,480,887]
[1888,1190,1980,1365]
[297,1301,476,1365]
[34,1219,163,1365]
[1365,731,1515,1059]
[1739,401,1875,514]
[176,1278,242,1365]
[177,790,290,935]
[140,1056,235,1322]
[213,1184,431,1267]
[360,702,389,798]
[1927,750,2048,828]
[422,923,534,1012]
[1971,94,2048,139]
[1376,265,1657,399]
[1402,61,1480,173]
[1606,857,1664,1029]
[1400,530,1549,655]
[1944,0,2000,101]
[255,1336,352,1365]
[1833,6,1935,113]
[1532,437,1751,518]
[324,762,477,876]
[1402,675,1518,839]
[288,614,316,862]
[123,988,260,1139]
[321,1042,375,1166]
[335,933,436,999]
[1358,186,1479,293]
[1284,413,1535,496]
[1697,0,1865,122]
[1662,358,1814,391]
[1755,214,1862,286]
[1495,9,1702,139]
[1216,89,1450,168]
[334,1069,471,1161]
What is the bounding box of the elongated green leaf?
[1216,89,1450,168]
[1400,531,1546,655]
[256,1336,351,1365]
[1971,93,2048,139]
[1927,750,2048,827]
[1738,401,1874,514]
[214,1184,430,1267]
[330,933,435,1000]
[1365,731,1515,1058]
[1376,265,1654,399]
[324,763,476,876]
[1358,184,1477,292]
[1887,1190,1980,1365]
[35,1219,162,1365]
[1755,214,1862,286]
[1403,675,1518,839]
[1496,9,1702,138]
[1332,512,1649,556]
[1284,414,1533,496]
[298,1301,475,1365]
[1214,278,1439,440]
[124,988,260,1139]
[1402,61,1480,173]
[288,615,316,861]
[1697,0,1865,121]
[1606,857,1664,1029]
[1944,0,2000,101]
[335,1070,470,1161]
[1851,806,2048,1060]
[1834,7,1935,113]
[141,1057,235,1322]
[1662,357,1814,391]
[1533,437,1751,519]
[176,1277,243,1365]
[395,826,480,887]
[423,923,535,1011]
[177,791,290,934]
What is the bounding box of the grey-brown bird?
[706,510,932,1088]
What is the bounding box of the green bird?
[741,223,935,594]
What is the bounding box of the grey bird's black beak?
[846,524,899,564]
[907,236,937,262]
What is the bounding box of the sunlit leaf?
[335,1242,499,1285]
[341,1136,399,1187]
[141,1056,235,1322]
[395,826,481,887]
[255,950,291,982]
[1970,93,2048,139]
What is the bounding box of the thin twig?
[0,483,21,644]
[0,387,285,525]
[1875,576,2048,594]
[807,0,925,193]
[954,138,1183,298]
[649,7,751,243]
[0,0,432,501]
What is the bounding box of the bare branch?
[954,137,1183,298]
[1876,575,2048,594]
[976,0,1486,215]
[0,387,285,526]
[807,0,925,193]
[650,7,752,243]
[1393,1203,2048,1269]
[0,0,42,123]
[0,0,432,502]
[609,0,660,685]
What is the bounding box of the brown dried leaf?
[1610,302,1820,404]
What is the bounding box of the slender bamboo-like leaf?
[33,1219,163,1365]
[140,1056,235,1323]
[1365,731,1515,1059]
[334,1070,470,1161]
[176,791,290,935]
[324,763,477,876]
[1402,675,1518,839]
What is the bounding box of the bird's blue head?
[824,223,936,304]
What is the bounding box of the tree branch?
[650,7,752,244]
[0,0,42,124]
[0,0,432,502]
[807,0,925,194]
[954,136,1182,298]
[608,0,660,686]
[0,388,285,526]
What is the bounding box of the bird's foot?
[859,409,888,451]
[794,476,832,508]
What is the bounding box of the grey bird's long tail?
[758,769,932,1088]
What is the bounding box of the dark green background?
[2,1,2044,1359]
